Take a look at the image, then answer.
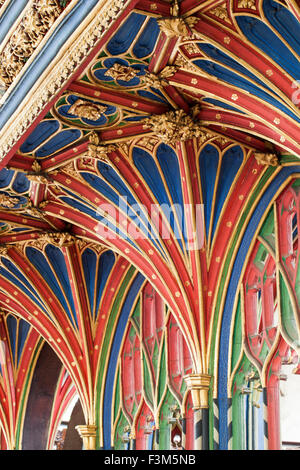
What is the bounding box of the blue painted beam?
[0,1,29,44]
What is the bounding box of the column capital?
[184,373,212,409]
[75,424,97,450]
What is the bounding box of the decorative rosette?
[56,94,119,128]
[91,58,148,88]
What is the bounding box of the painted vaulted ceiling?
[0,0,299,449]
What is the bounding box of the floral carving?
[92,58,147,88]
[157,16,200,38]
[0,0,130,161]
[254,152,279,166]
[26,160,49,184]
[68,99,107,121]
[0,194,19,208]
[104,63,139,82]
[237,0,257,9]
[28,231,75,250]
[88,132,116,162]
[0,0,64,87]
[141,66,178,88]
[143,109,210,144]
[209,4,231,22]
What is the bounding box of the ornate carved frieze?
[254,152,279,166]
[143,109,212,145]
[27,231,75,249]
[0,0,130,162]
[0,0,64,88]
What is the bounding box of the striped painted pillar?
[213,399,219,449]
[184,374,212,450]
[181,417,186,450]
[153,428,159,450]
[227,398,233,450]
[202,408,209,449]
[194,409,202,450]
[130,438,136,450]
[263,387,268,450]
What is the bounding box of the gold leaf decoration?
[157,16,199,38]
[143,109,213,145]
[254,152,279,166]
[68,99,107,121]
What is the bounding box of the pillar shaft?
[181,417,186,450]
[263,387,268,450]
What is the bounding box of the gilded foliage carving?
[0,0,130,162]
[68,99,107,121]
[26,160,49,184]
[0,194,20,208]
[237,0,257,9]
[209,4,231,22]
[254,152,279,166]
[141,66,178,88]
[0,0,64,87]
[157,16,200,38]
[88,132,116,162]
[156,0,199,38]
[27,231,75,250]
[143,109,213,145]
[104,63,139,82]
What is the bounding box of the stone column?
[75,424,97,450]
[184,373,212,450]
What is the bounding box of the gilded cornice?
[0,0,65,88]
[0,0,131,163]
